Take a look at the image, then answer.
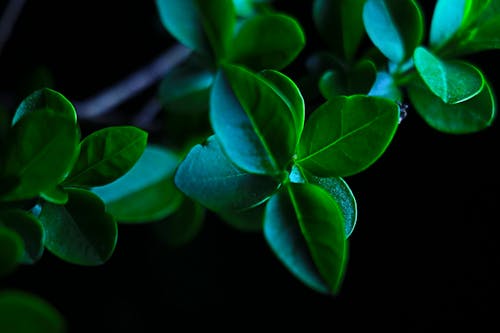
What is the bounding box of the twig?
[0,0,27,56]
[75,44,191,119]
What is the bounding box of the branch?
[0,0,27,56]
[75,44,191,119]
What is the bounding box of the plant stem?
[75,44,191,119]
[0,0,27,57]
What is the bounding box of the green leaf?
[0,210,44,264]
[368,71,403,102]
[175,136,279,213]
[296,95,399,177]
[64,126,148,187]
[210,64,297,175]
[155,0,236,61]
[258,69,305,141]
[455,14,500,55]
[39,188,117,266]
[0,227,23,277]
[228,13,305,70]
[92,145,183,223]
[264,183,348,295]
[40,186,68,205]
[2,111,79,201]
[0,290,66,333]
[152,198,205,248]
[289,166,357,238]
[218,201,267,232]
[413,47,484,104]
[363,0,424,64]
[430,0,469,48]
[408,76,496,134]
[313,0,366,61]
[12,88,77,125]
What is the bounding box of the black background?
[1,1,499,331]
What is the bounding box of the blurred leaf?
[414,47,484,104]
[363,0,424,64]
[210,64,297,175]
[430,0,469,48]
[228,13,305,70]
[264,183,348,295]
[64,126,148,187]
[0,290,66,333]
[175,136,279,212]
[297,95,399,177]
[320,59,377,99]
[92,145,183,223]
[313,0,366,61]
[0,227,23,277]
[218,200,267,232]
[368,71,403,102]
[0,210,44,264]
[455,14,500,55]
[39,188,117,266]
[408,76,496,133]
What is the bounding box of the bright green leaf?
[264,183,348,295]
[363,0,424,64]
[297,95,399,177]
[175,135,279,213]
[210,64,297,175]
[228,13,305,70]
[455,14,500,55]
[414,47,484,104]
[0,227,23,277]
[64,126,148,187]
[0,290,66,333]
[92,145,183,223]
[39,188,117,266]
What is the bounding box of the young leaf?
[368,71,403,102]
[0,227,23,277]
[296,95,399,177]
[264,183,348,295]
[429,0,469,48]
[413,47,484,104]
[408,76,496,134]
[64,126,148,187]
[210,64,297,175]
[39,188,117,266]
[92,145,183,223]
[155,0,236,61]
[0,290,66,333]
[175,136,279,213]
[228,13,305,70]
[0,209,44,264]
[313,0,366,61]
[363,0,424,64]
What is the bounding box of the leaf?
[264,183,348,295]
[296,95,399,177]
[363,0,424,64]
[92,145,183,223]
[155,0,236,61]
[313,0,366,61]
[175,136,279,213]
[413,47,484,104]
[258,69,305,140]
[0,210,44,264]
[429,0,469,48]
[64,126,148,187]
[455,14,500,55]
[407,76,496,134]
[368,71,403,102]
[2,111,79,201]
[0,227,23,277]
[228,13,305,70]
[210,64,297,175]
[39,188,117,266]
[40,186,68,205]
[0,290,66,333]
[218,201,267,232]
[289,166,357,238]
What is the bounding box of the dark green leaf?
[64,126,148,187]
[0,227,23,277]
[218,201,267,232]
[320,59,377,99]
[414,47,484,104]
[92,145,183,223]
[264,183,348,294]
[228,13,305,70]
[368,71,403,102]
[408,76,496,133]
[210,64,297,175]
[39,188,117,266]
[455,14,500,55]
[363,0,424,64]
[175,136,279,212]
[313,0,366,61]
[155,0,236,61]
[0,290,66,333]
[296,95,399,177]
[40,186,68,205]
[0,210,44,264]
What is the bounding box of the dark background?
[1,0,499,331]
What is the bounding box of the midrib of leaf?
[436,61,449,102]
